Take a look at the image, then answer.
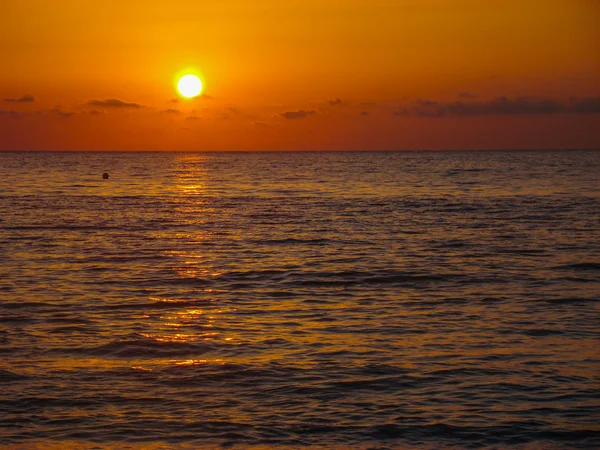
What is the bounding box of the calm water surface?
[1,150,599,449]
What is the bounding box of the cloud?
[40,107,72,118]
[88,99,143,108]
[393,96,600,117]
[0,109,20,119]
[329,98,343,105]
[280,109,316,119]
[360,111,369,116]
[458,92,477,99]
[160,108,182,114]
[4,95,35,103]
[571,96,600,113]
[87,109,104,115]
[185,115,201,120]
[49,107,76,118]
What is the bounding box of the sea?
[1,150,599,449]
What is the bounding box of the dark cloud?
[87,109,104,115]
[570,96,600,113]
[49,107,76,118]
[160,108,182,114]
[329,98,342,105]
[185,115,201,120]
[88,99,143,108]
[4,95,35,103]
[0,109,20,119]
[393,96,600,117]
[280,109,316,119]
[458,92,477,99]
[360,111,369,116]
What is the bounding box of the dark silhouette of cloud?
[87,109,104,115]
[280,109,316,119]
[160,108,182,114]
[88,99,143,108]
[185,115,201,120]
[393,96,600,117]
[0,109,20,118]
[4,95,35,103]
[571,96,600,113]
[50,107,76,118]
[459,92,477,99]
[329,98,343,105]
[360,111,369,116]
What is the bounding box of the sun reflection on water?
[172,153,209,196]
[174,359,224,366]
[149,154,232,351]
[139,332,198,343]
[138,153,260,371]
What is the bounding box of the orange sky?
[1,0,599,150]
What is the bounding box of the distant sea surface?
[1,150,599,449]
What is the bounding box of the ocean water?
[1,150,599,449]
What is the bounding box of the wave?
[70,334,217,358]
[556,262,600,271]
[362,422,600,446]
[543,297,599,305]
[0,369,27,382]
[255,238,332,246]
[0,301,52,310]
[289,270,462,287]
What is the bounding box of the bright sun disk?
[177,74,203,98]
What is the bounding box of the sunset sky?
[1,0,599,150]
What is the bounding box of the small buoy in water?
[102,172,109,179]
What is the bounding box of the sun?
[177,74,203,98]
